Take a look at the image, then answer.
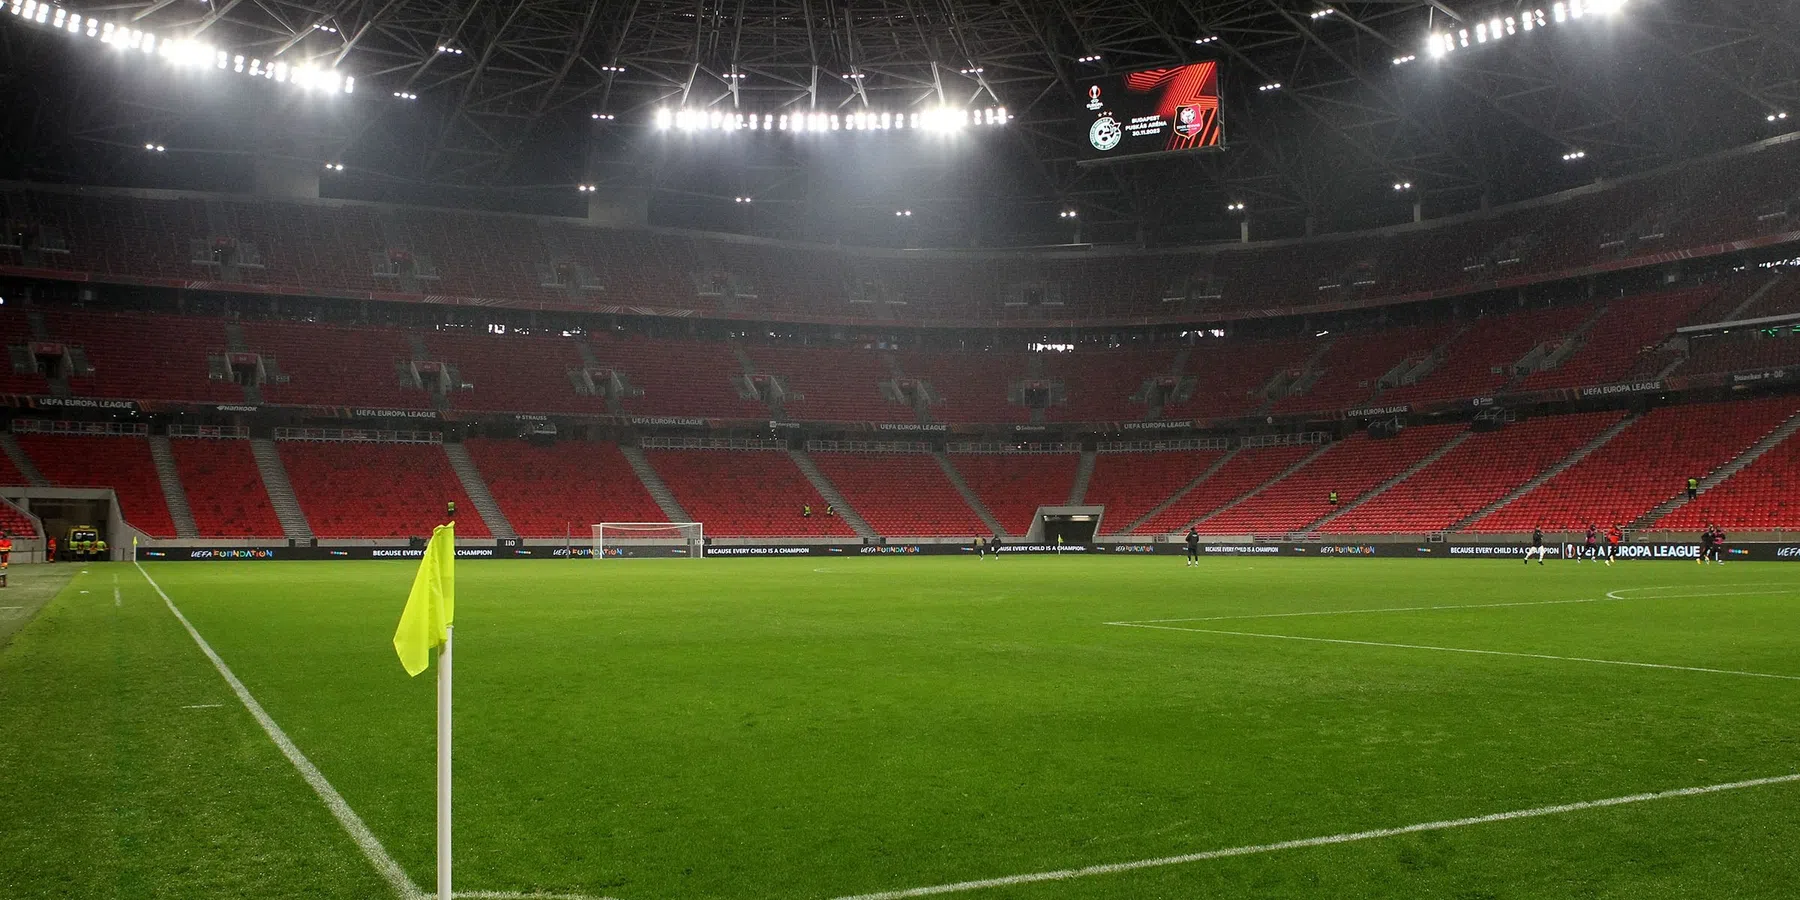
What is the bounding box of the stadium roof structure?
[1,0,1797,247]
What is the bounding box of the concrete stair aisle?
[1301,431,1473,533]
[1067,451,1097,504]
[0,433,49,486]
[442,443,518,540]
[147,436,201,539]
[1628,409,1800,530]
[932,452,1009,537]
[1448,413,1639,531]
[619,445,693,523]
[788,450,878,540]
[1191,443,1334,531]
[1123,449,1239,534]
[249,439,314,541]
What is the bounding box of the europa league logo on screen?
[1086,84,1103,111]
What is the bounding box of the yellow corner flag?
[394,522,456,677]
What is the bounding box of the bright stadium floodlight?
[1226,202,1246,212]
[6,3,357,93]
[1428,1,1623,60]
[1562,149,1587,161]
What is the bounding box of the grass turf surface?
[3,556,1798,899]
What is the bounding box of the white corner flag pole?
[437,625,453,900]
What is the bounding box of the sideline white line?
[1116,596,1603,624]
[135,562,623,900]
[1107,623,1800,682]
[133,561,423,900]
[1126,585,1799,625]
[114,573,122,608]
[826,772,1800,900]
[181,703,226,709]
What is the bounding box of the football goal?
[592,522,704,558]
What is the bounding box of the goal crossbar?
[592,522,704,559]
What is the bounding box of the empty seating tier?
[948,454,1081,536]
[809,453,988,537]
[646,450,856,538]
[170,438,284,538]
[279,441,491,539]
[1655,427,1800,531]
[1084,451,1226,534]
[1198,425,1462,535]
[1136,444,1318,535]
[1321,413,1625,534]
[1467,398,1799,533]
[466,439,667,538]
[16,434,176,537]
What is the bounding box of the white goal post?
[592,522,704,559]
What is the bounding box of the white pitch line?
[181,703,226,709]
[826,772,1800,900]
[135,562,622,900]
[133,562,423,900]
[1107,623,1800,682]
[114,574,122,608]
[1605,588,1792,601]
[1115,596,1604,625]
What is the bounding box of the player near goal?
[591,522,705,559]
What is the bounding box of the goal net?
[592,522,704,559]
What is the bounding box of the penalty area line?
[1107,623,1800,682]
[826,772,1800,900]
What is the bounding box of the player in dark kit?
[1708,525,1727,564]
[1185,527,1200,567]
[1698,526,1714,565]
[1580,524,1599,563]
[1525,525,1546,565]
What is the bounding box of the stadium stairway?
[1123,449,1240,534]
[442,443,518,540]
[0,434,48,486]
[146,435,201,539]
[1302,431,1473,533]
[1193,442,1333,532]
[619,446,694,523]
[249,438,314,541]
[1067,451,1097,505]
[1629,408,1800,529]
[787,450,879,540]
[932,453,1008,537]
[1447,413,1639,531]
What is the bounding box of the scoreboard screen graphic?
[1078,61,1222,162]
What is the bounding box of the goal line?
[591,522,704,559]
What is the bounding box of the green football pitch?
[4,556,1799,900]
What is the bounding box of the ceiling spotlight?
[578,184,597,193]
[1194,36,1218,45]
[144,143,165,152]
[1076,54,1102,64]
[895,209,912,217]
[1392,54,1416,65]
[959,66,985,75]
[435,45,464,55]
[1059,209,1079,219]
[591,113,616,121]
[1226,202,1246,212]
[1393,181,1413,191]
[1309,9,1335,20]
[1769,112,1790,122]
[1258,82,1282,92]
[734,196,753,204]
[394,91,419,100]
[313,24,338,34]
[324,162,345,171]
[1562,150,1587,161]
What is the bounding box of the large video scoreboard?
[1078,61,1222,162]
